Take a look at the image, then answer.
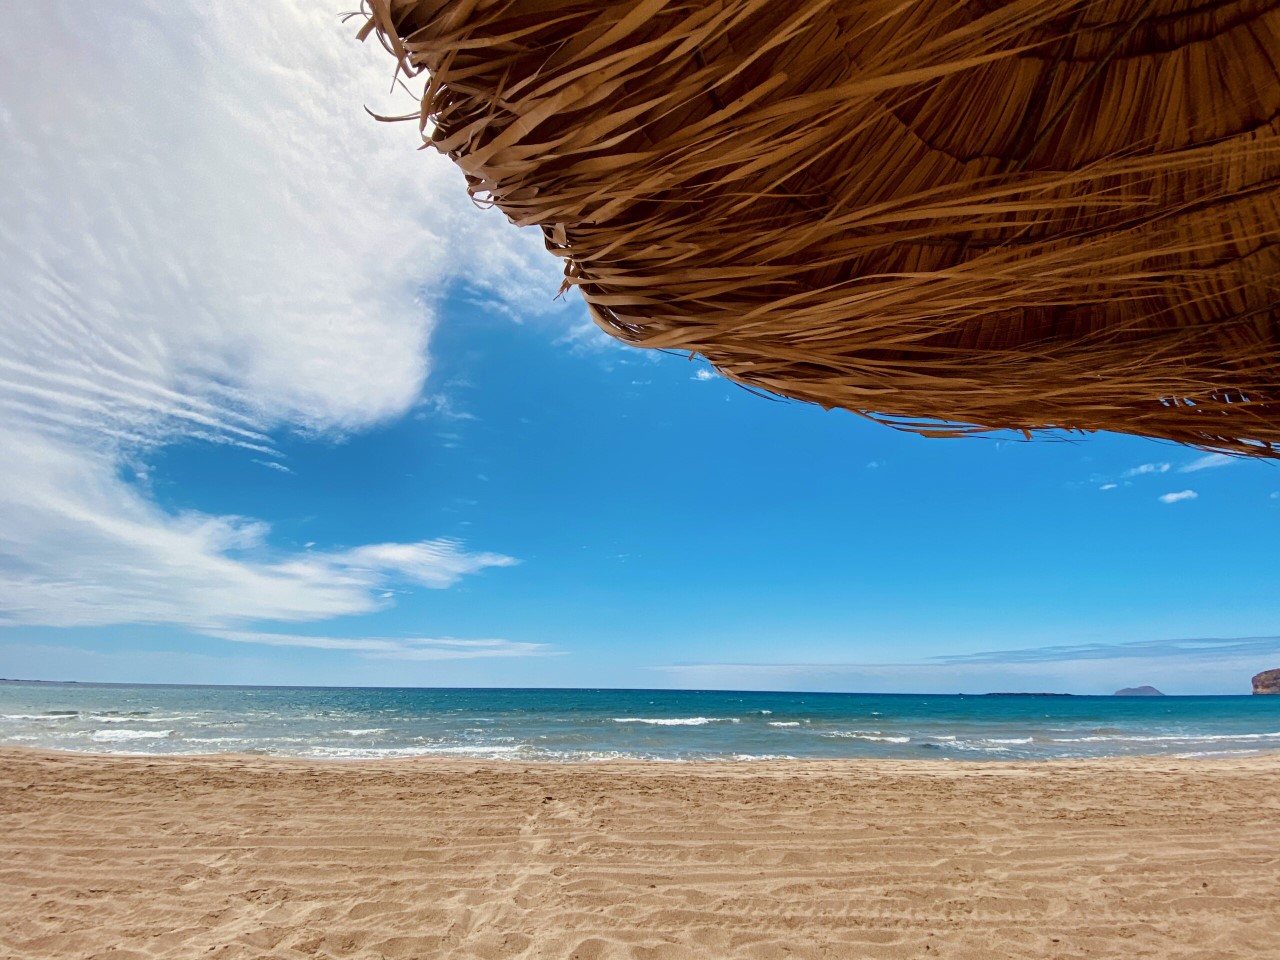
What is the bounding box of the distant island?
[1114,686,1165,696]
[1252,669,1280,695]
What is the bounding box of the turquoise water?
[3,681,1279,761]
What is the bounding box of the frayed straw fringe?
[360,0,1280,455]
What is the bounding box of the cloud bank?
[658,636,1280,695]
[207,630,552,661]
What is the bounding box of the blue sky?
[2,3,1278,695]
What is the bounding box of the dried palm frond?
[360,0,1280,455]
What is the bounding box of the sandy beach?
[2,748,1278,959]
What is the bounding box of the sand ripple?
[2,748,1278,959]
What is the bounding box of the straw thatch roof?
[360,0,1280,455]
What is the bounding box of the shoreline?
[4,748,1279,958]
[4,742,1280,769]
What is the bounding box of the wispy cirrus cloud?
[326,541,518,590]
[0,437,515,628]
[657,636,1280,694]
[1178,453,1238,473]
[930,635,1280,665]
[0,3,554,632]
[554,318,628,355]
[1095,451,1242,493]
[1158,489,1198,504]
[252,460,294,475]
[206,630,554,661]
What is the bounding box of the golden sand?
[2,748,1278,959]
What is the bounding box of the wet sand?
[2,748,1278,959]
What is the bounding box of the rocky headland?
[1251,669,1280,694]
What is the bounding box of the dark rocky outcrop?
[1114,685,1165,696]
[1252,669,1280,694]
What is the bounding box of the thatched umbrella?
[359,0,1280,455]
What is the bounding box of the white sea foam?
[822,731,911,743]
[612,717,734,726]
[1052,731,1280,744]
[339,728,389,736]
[304,744,524,760]
[90,715,187,724]
[948,741,1011,753]
[538,749,659,762]
[418,745,523,755]
[301,746,451,759]
[769,721,801,727]
[90,729,174,742]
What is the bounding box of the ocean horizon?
[4,680,1279,763]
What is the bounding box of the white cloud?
[1099,483,1117,491]
[555,318,625,354]
[1158,490,1198,504]
[206,629,552,661]
[1178,453,1237,473]
[2,2,557,440]
[417,393,477,422]
[252,460,294,474]
[0,430,515,628]
[327,540,517,589]
[0,3,557,631]
[1123,462,1171,478]
[693,369,716,381]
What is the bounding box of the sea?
[2,682,1279,762]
